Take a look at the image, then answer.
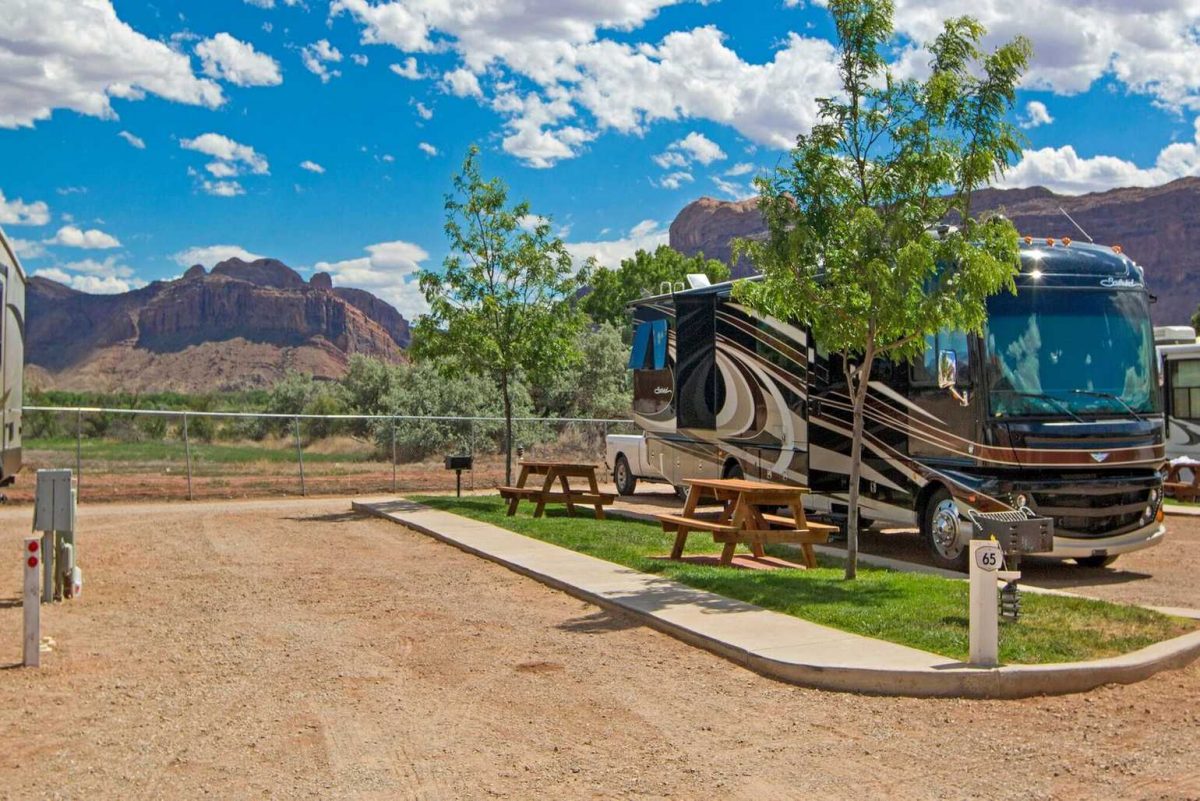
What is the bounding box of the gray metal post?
[294,416,306,496]
[469,418,475,490]
[75,409,82,500]
[390,418,397,493]
[183,412,194,501]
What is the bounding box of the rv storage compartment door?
[675,293,722,430]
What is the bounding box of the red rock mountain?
[669,178,1200,326]
[27,257,410,392]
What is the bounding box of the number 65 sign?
[974,542,1002,572]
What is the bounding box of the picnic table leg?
[506,493,521,516]
[558,473,577,516]
[670,527,690,559]
[719,541,738,566]
[533,471,555,518]
[789,499,817,568]
[586,468,605,519]
[670,485,703,560]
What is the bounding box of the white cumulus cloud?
[417,142,438,156]
[172,244,265,267]
[332,3,842,167]
[1019,100,1053,130]
[118,130,146,149]
[442,67,482,98]
[35,254,145,294]
[891,0,1200,112]
[567,219,670,269]
[0,0,223,128]
[998,117,1200,195]
[0,190,50,225]
[301,39,343,83]
[300,160,326,173]
[181,132,270,175]
[656,171,694,190]
[195,33,283,87]
[48,225,122,249]
[315,240,431,318]
[200,180,245,197]
[390,57,425,80]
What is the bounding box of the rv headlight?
[1150,487,1162,506]
[1014,493,1028,509]
[1143,505,1154,522]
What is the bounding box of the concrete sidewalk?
[355,499,1200,699]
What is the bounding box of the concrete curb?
[354,499,1200,699]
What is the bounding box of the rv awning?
[628,319,668,370]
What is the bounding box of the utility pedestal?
[969,539,1002,667]
[969,539,1022,667]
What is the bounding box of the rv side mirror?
[937,350,958,389]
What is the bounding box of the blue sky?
[2,0,1199,319]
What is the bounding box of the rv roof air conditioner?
[685,273,711,289]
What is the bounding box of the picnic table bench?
[499,460,615,519]
[655,477,833,567]
[1165,462,1200,503]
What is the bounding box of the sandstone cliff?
[27,257,409,392]
[669,178,1200,325]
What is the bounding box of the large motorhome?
[1157,325,1200,459]
[0,226,25,484]
[606,238,1166,570]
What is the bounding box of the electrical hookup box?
[34,469,75,533]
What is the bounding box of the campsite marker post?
[23,538,40,667]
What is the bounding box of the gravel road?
[1,497,1197,800]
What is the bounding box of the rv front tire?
[923,488,969,572]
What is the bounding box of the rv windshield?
[985,288,1159,418]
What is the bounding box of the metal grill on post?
[444,455,472,497]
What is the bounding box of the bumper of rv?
[1043,520,1165,560]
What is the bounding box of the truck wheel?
[923,487,969,572]
[613,455,637,496]
[1074,554,1118,568]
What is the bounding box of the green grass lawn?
[412,494,1195,665]
[26,437,377,465]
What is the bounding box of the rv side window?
[911,329,969,385]
[1170,360,1200,421]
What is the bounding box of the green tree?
[339,355,404,435]
[734,0,1029,578]
[581,245,730,329]
[414,146,586,483]
[535,322,631,419]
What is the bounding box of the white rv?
[1157,325,1200,460]
[0,226,25,484]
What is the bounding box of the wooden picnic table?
[1166,462,1200,502]
[498,460,615,519]
[655,477,837,568]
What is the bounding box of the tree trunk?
[844,347,876,581]
[501,371,513,486]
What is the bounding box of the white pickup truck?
[605,433,668,495]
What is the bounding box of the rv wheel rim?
[931,499,964,559]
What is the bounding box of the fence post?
[468,418,475,490]
[390,418,397,493]
[182,412,194,501]
[294,416,306,496]
[75,410,82,501]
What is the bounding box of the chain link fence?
[18,406,638,503]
